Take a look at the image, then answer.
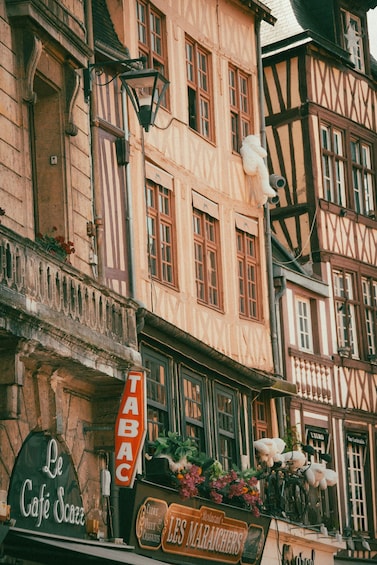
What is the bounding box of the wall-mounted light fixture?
[83,56,169,132]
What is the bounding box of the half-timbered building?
[0,0,309,564]
[261,0,377,561]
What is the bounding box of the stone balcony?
[0,226,141,385]
[289,348,334,403]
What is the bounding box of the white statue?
[240,135,277,206]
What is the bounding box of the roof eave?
[262,29,352,64]
[238,0,277,25]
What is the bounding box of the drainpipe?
[122,89,136,298]
[85,0,105,283]
[255,16,285,437]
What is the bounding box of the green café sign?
[8,432,86,537]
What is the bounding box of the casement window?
[305,429,332,525]
[192,192,222,309]
[351,139,374,216]
[361,276,377,358]
[321,125,346,206]
[215,385,238,470]
[321,123,375,216]
[182,371,207,453]
[333,270,359,358]
[146,165,176,286]
[142,345,243,468]
[186,36,213,140]
[253,397,272,440]
[143,346,171,450]
[236,215,260,320]
[306,428,329,463]
[296,297,313,353]
[341,10,364,72]
[136,0,168,107]
[229,65,252,152]
[346,434,368,532]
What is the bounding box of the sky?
[368,8,377,59]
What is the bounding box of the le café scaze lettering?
[17,437,85,530]
[8,432,86,536]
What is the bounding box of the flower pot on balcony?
[145,456,173,486]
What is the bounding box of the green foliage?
[152,432,199,462]
[283,425,300,451]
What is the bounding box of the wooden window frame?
[253,397,272,440]
[146,177,177,287]
[193,207,223,310]
[181,369,207,454]
[142,345,171,452]
[229,65,252,152]
[295,296,314,353]
[214,384,239,471]
[320,123,347,207]
[185,35,214,141]
[333,269,359,358]
[320,121,376,218]
[361,276,377,358]
[346,433,368,532]
[136,0,169,108]
[340,9,365,72]
[350,137,375,216]
[236,227,261,321]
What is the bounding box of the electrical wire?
[274,204,318,266]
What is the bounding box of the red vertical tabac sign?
[115,371,146,487]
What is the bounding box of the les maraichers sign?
[133,493,268,565]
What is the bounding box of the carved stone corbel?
[65,65,80,136]
[23,31,43,104]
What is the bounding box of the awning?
[262,379,297,397]
[3,527,172,564]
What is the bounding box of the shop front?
[0,432,167,564]
[261,519,345,565]
[119,479,271,565]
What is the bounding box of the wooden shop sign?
[161,503,247,563]
[115,371,146,488]
[135,497,266,564]
[8,432,86,537]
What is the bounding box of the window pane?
[183,374,206,452]
[144,348,170,449]
[186,36,213,139]
[296,298,313,352]
[347,437,368,531]
[333,270,359,357]
[216,387,236,470]
[193,208,221,308]
[147,179,176,285]
[321,124,346,206]
[229,65,251,152]
[237,229,260,319]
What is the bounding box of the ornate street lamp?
[119,68,169,132]
[83,57,169,132]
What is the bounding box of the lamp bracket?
[84,56,147,100]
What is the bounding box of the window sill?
[288,347,333,366]
[318,199,377,227]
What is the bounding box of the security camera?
[269,174,286,190]
[268,193,280,205]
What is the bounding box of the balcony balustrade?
[290,350,333,403]
[0,226,139,365]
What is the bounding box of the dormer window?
[341,10,364,72]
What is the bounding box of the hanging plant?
[36,227,75,260]
[148,433,262,516]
